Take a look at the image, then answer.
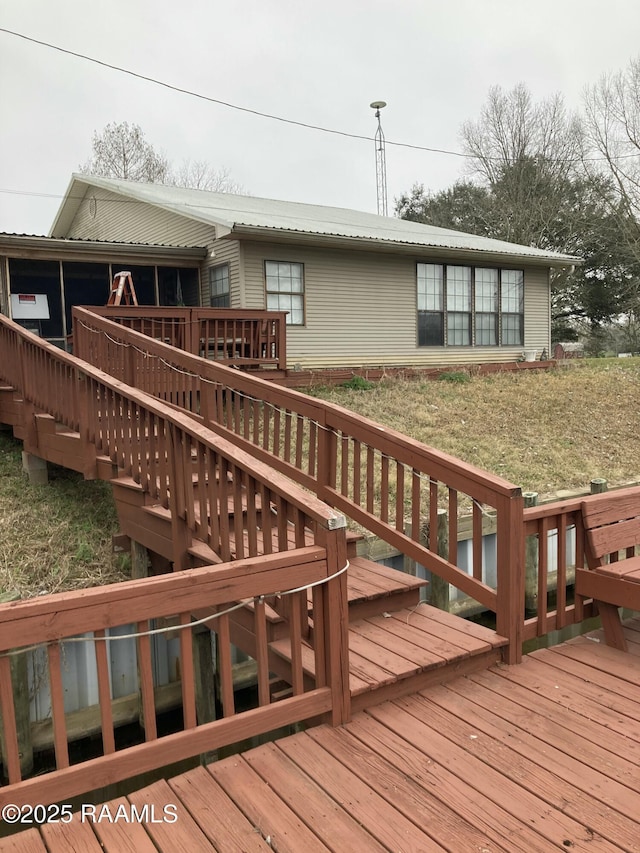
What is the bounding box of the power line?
[0,27,638,165]
[0,27,556,164]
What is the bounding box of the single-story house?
[4,174,578,367]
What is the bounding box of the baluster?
[366,447,375,514]
[283,410,292,464]
[472,501,483,581]
[538,517,549,635]
[411,468,421,542]
[254,599,270,706]
[217,613,235,717]
[395,461,404,531]
[448,488,458,566]
[245,472,259,556]
[136,620,157,741]
[180,615,197,730]
[556,513,567,628]
[289,591,305,696]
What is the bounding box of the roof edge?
[228,224,580,268]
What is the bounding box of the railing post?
[317,413,336,505]
[276,313,287,371]
[495,490,524,664]
[316,524,350,726]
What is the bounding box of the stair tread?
[187,540,224,565]
[270,604,508,697]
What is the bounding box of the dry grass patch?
[0,432,127,598]
[310,359,640,499]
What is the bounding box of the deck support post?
[496,491,524,665]
[131,540,150,732]
[524,492,539,613]
[0,593,33,780]
[21,451,48,486]
[193,627,217,764]
[590,478,608,495]
[425,509,450,611]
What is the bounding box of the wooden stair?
[270,602,508,711]
[1,367,508,716]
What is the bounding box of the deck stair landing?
[271,602,508,711]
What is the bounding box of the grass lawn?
[0,431,126,598]
[309,358,640,499]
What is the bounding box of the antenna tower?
[370,101,388,216]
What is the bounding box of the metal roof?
[51,174,579,267]
[0,232,205,250]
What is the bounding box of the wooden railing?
[0,314,350,804]
[0,546,346,807]
[523,497,596,640]
[78,306,287,371]
[74,307,525,662]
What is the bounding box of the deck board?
[208,756,332,853]
[4,622,640,853]
[168,766,271,851]
[90,797,159,853]
[126,779,217,852]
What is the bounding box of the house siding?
[201,239,242,306]
[67,188,214,248]
[523,266,550,355]
[241,241,551,368]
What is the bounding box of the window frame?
[209,263,230,308]
[264,260,305,326]
[416,263,524,348]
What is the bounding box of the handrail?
[0,315,343,536]
[73,307,525,662]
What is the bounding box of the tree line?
[395,57,640,350]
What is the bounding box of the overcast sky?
[1,0,639,236]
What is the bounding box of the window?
[446,266,471,346]
[265,261,304,325]
[475,268,499,346]
[417,263,524,347]
[501,270,524,345]
[417,264,443,345]
[210,264,230,307]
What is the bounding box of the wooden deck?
[5,618,639,852]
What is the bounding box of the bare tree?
[582,57,640,243]
[168,160,245,193]
[460,84,583,246]
[80,121,170,183]
[80,122,245,194]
